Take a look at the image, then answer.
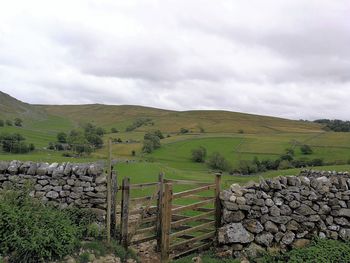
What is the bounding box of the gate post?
[111,170,118,238]
[120,177,130,250]
[106,139,112,243]
[161,183,172,263]
[156,172,164,252]
[214,173,222,238]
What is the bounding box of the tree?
[153,130,164,139]
[86,133,103,149]
[57,132,68,143]
[144,132,161,149]
[96,127,106,136]
[131,150,136,156]
[142,139,154,153]
[111,128,119,133]
[0,132,34,153]
[180,128,189,134]
[14,118,23,127]
[191,146,207,163]
[0,120,4,127]
[300,144,313,155]
[6,120,12,126]
[208,152,231,171]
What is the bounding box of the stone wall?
[0,160,107,219]
[218,170,350,259]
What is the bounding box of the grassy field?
[1,91,350,192]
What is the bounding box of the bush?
[57,132,68,143]
[180,128,189,134]
[5,120,12,126]
[301,144,313,155]
[208,152,231,171]
[260,238,350,263]
[111,128,119,133]
[0,119,4,127]
[0,189,80,263]
[191,146,207,163]
[278,160,293,170]
[0,133,35,154]
[238,160,258,174]
[14,118,23,127]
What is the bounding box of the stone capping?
[219,169,350,259]
[0,160,107,219]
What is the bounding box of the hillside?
[36,104,323,134]
[0,91,46,121]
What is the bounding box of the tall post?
[156,172,164,251]
[106,138,112,243]
[111,170,118,238]
[161,183,172,263]
[214,173,222,238]
[120,177,130,250]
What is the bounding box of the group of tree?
[126,118,153,132]
[315,119,350,132]
[48,123,105,155]
[190,144,320,174]
[0,132,35,153]
[142,130,164,153]
[0,118,23,127]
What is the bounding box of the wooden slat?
[130,196,153,203]
[171,198,214,213]
[141,215,157,223]
[164,179,212,186]
[194,207,215,212]
[170,221,215,240]
[170,231,215,250]
[129,206,157,215]
[171,211,215,228]
[131,235,157,245]
[186,195,214,201]
[136,225,156,235]
[173,184,215,199]
[171,242,213,259]
[215,173,222,233]
[130,182,159,189]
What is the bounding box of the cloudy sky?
[0,0,349,120]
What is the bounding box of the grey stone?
[265,199,274,207]
[281,231,295,245]
[243,219,264,234]
[339,228,350,241]
[46,191,59,199]
[264,221,278,234]
[290,200,301,209]
[255,232,274,247]
[244,243,266,259]
[295,204,316,216]
[339,208,350,218]
[270,205,281,217]
[218,223,254,244]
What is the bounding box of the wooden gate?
[118,173,222,262]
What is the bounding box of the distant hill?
[0,91,46,121]
[0,91,322,133]
[36,105,322,134]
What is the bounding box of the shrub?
[180,128,189,134]
[0,119,4,127]
[238,129,244,134]
[300,144,313,155]
[131,150,136,156]
[5,120,12,126]
[14,118,23,127]
[86,223,101,239]
[208,152,231,171]
[260,238,350,263]
[0,189,80,263]
[238,160,258,174]
[57,132,68,143]
[111,128,119,133]
[0,133,35,154]
[191,146,207,163]
[278,160,293,170]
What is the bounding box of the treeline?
[0,118,23,127]
[190,144,327,175]
[315,119,350,132]
[126,118,153,132]
[48,123,105,156]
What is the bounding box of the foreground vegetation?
[174,238,350,263]
[0,187,138,263]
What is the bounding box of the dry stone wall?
[219,170,350,259]
[0,160,107,219]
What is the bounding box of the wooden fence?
[111,173,222,262]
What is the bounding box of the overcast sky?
[0,0,349,120]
